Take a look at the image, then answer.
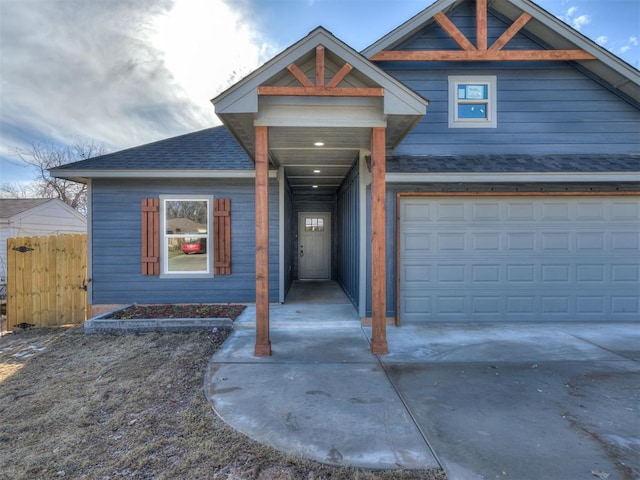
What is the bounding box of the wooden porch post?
[370,127,388,354]
[254,125,271,356]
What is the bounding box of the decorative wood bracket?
[371,0,596,62]
[258,45,384,97]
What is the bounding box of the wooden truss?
[258,46,384,97]
[371,0,596,62]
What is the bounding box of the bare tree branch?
[1,141,107,214]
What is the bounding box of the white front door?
[298,212,331,279]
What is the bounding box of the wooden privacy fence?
[6,234,87,329]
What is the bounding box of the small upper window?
[305,217,325,232]
[448,75,497,128]
[160,196,213,276]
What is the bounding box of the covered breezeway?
[212,27,428,356]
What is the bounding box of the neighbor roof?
[363,0,640,106]
[50,126,253,182]
[0,198,50,220]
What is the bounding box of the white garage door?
[399,196,640,322]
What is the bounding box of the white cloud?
[595,35,608,46]
[571,14,591,31]
[620,46,631,54]
[630,36,639,47]
[0,0,277,169]
[558,6,590,32]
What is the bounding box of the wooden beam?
[326,62,354,88]
[316,45,325,87]
[477,0,487,51]
[370,126,388,355]
[254,125,271,357]
[434,12,476,51]
[489,12,532,51]
[257,86,384,97]
[370,49,596,62]
[286,63,313,88]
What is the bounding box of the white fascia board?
[508,0,640,90]
[386,172,640,183]
[215,27,427,116]
[50,169,277,179]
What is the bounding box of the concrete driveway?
[205,300,640,480]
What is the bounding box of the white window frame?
[159,195,214,278]
[448,75,497,128]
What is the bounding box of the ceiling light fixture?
[312,185,318,189]
[314,142,324,147]
[313,169,321,173]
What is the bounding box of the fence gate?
[6,234,87,329]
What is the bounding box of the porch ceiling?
[269,126,368,192]
[213,27,428,194]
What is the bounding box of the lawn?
[0,327,446,480]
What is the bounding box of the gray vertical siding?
[364,185,397,319]
[381,2,640,156]
[283,179,294,297]
[336,161,360,306]
[90,178,279,305]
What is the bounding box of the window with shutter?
[141,197,231,276]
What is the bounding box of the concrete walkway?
[205,282,640,479]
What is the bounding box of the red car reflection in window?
[181,238,206,254]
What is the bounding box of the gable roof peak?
[362,0,639,104]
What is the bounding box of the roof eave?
[49,169,277,181]
[387,171,640,183]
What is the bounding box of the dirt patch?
[0,328,446,480]
[105,304,246,320]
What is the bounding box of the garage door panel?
[612,297,640,314]
[611,201,639,219]
[400,196,640,323]
[612,264,639,282]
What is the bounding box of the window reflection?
[163,199,210,274]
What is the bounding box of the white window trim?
[159,194,214,278]
[448,75,497,128]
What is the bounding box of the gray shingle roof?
[55,126,253,171]
[386,154,640,173]
[0,198,51,219]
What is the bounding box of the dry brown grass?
[0,327,446,480]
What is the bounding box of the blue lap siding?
[381,2,640,157]
[90,178,279,305]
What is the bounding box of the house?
[0,198,87,282]
[51,0,639,355]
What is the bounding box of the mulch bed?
[105,304,246,321]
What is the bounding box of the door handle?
[300,245,304,257]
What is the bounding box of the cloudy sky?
[1,0,638,184]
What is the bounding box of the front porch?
[212,27,427,356]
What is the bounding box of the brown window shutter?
[141,198,160,275]
[214,198,231,275]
